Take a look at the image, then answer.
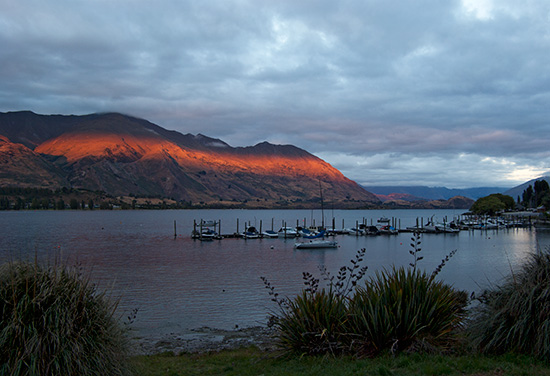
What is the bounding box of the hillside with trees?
[519,179,550,209]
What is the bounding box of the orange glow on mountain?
[35,132,169,162]
[34,131,347,181]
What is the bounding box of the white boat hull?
[294,240,338,249]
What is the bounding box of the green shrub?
[263,237,466,357]
[347,266,468,357]
[0,260,131,376]
[273,288,348,356]
[263,249,368,356]
[468,250,550,360]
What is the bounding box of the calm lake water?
[1,209,549,337]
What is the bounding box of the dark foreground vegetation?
[3,234,550,375]
[0,260,131,375]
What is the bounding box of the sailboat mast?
[319,180,325,229]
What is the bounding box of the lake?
[1,209,549,338]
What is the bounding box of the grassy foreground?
[131,347,550,376]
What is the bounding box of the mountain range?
[0,111,380,208]
[363,186,508,201]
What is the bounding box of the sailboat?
[295,181,338,249]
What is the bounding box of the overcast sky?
[1,0,549,188]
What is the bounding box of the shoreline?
[130,326,277,355]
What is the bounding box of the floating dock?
[188,214,535,240]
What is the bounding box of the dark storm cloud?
[1,0,549,187]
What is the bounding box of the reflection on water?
[1,209,549,336]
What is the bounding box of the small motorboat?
[261,230,279,238]
[278,227,298,238]
[243,226,260,239]
[378,225,398,235]
[294,239,338,249]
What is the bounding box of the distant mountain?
[0,111,380,208]
[504,176,550,201]
[363,185,508,201]
[380,195,474,210]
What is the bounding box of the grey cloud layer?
[1,0,549,187]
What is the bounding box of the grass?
[131,347,550,376]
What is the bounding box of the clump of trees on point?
[470,193,515,215]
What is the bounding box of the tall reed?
[0,260,131,375]
[468,250,550,360]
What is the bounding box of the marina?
[190,211,540,240]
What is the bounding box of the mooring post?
[174,220,177,238]
[236,218,239,234]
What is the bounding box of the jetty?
[190,212,537,240]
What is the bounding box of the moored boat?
[294,239,338,249]
[278,227,298,238]
[243,226,260,239]
[261,230,279,238]
[378,224,398,235]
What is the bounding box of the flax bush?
[347,266,468,357]
[0,260,131,376]
[263,234,468,357]
[468,250,550,360]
